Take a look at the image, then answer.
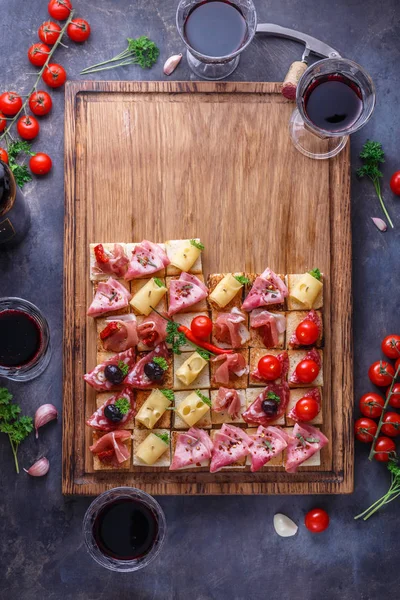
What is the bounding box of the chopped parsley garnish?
[118,361,129,377]
[234,275,250,285]
[305,436,320,444]
[195,390,211,407]
[153,277,164,288]
[196,348,212,361]
[267,391,280,404]
[166,321,187,355]
[115,397,130,415]
[155,432,169,444]
[160,389,175,402]
[264,439,273,451]
[309,268,322,281]
[296,433,306,447]
[190,239,204,251]
[153,356,168,371]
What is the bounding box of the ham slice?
[87,277,131,317]
[250,309,286,347]
[90,430,131,464]
[289,348,321,385]
[170,428,213,470]
[83,348,135,392]
[212,353,248,386]
[124,240,170,280]
[212,387,242,419]
[242,268,288,312]
[287,388,321,422]
[168,273,208,316]
[86,388,135,431]
[285,423,328,472]
[102,316,139,352]
[210,424,252,473]
[289,309,321,348]
[248,425,290,472]
[214,308,250,347]
[124,342,169,388]
[252,350,289,383]
[242,382,290,426]
[93,243,129,278]
[137,311,168,348]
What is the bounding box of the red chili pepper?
[100,321,120,340]
[177,324,232,355]
[94,243,109,264]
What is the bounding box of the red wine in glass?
[304,73,363,132]
[0,310,41,367]
[184,0,247,56]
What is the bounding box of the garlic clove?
[35,404,58,439]
[273,513,298,537]
[163,53,182,76]
[24,457,50,477]
[371,217,387,232]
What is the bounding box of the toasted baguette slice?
[245,388,285,426]
[210,389,246,425]
[287,349,323,388]
[173,352,211,391]
[286,273,324,310]
[245,428,284,468]
[92,431,132,471]
[133,428,171,467]
[210,348,249,390]
[89,243,127,282]
[286,310,323,349]
[165,239,203,276]
[173,390,212,429]
[286,387,323,426]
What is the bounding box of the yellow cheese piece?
[130,278,167,316]
[177,391,210,427]
[209,274,243,308]
[135,432,168,465]
[290,273,322,309]
[135,390,172,429]
[176,353,208,386]
[170,241,201,272]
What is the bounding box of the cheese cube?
[170,240,202,272]
[175,352,208,386]
[176,390,210,427]
[135,389,172,429]
[209,274,243,308]
[289,273,323,310]
[130,278,167,316]
[135,432,169,465]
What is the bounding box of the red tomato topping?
[294,397,320,421]
[100,321,121,340]
[295,319,319,345]
[94,243,109,264]
[305,508,330,533]
[191,315,212,340]
[295,359,320,384]
[258,355,282,381]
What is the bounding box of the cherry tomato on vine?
[191,315,212,340]
[368,361,395,387]
[258,355,282,381]
[0,149,8,164]
[374,436,396,462]
[305,508,329,533]
[381,334,400,359]
[354,417,378,443]
[295,320,319,345]
[29,91,52,116]
[359,392,385,418]
[42,64,67,88]
[29,153,52,175]
[67,18,91,42]
[295,359,320,384]
[27,43,51,67]
[0,91,23,117]
[17,115,40,140]
[38,21,62,45]
[381,412,400,437]
[390,171,400,196]
[294,397,320,422]
[48,0,72,20]
[388,383,400,409]
[0,112,6,133]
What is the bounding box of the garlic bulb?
[35,404,58,438]
[273,513,298,537]
[24,457,50,477]
[163,54,182,76]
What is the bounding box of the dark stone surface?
[0,1,399,598]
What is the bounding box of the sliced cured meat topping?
[87,277,131,317]
[214,308,250,348]
[90,430,131,464]
[289,348,321,385]
[212,352,248,386]
[124,342,169,388]
[93,243,129,278]
[248,425,289,472]
[101,315,139,352]
[210,424,252,473]
[289,310,321,348]
[287,388,321,422]
[137,311,168,348]
[242,381,290,426]
[242,268,288,312]
[250,309,286,347]
[212,387,242,419]
[86,388,135,431]
[252,350,289,382]
[168,273,208,316]
[124,240,170,280]
[285,423,328,473]
[169,427,213,470]
[83,348,135,392]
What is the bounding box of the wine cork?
[281,61,308,100]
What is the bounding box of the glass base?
[1,341,51,382]
[289,108,348,159]
[186,50,240,80]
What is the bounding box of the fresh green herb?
[195,390,211,407]
[81,35,160,74]
[267,391,280,404]
[305,436,320,444]
[118,361,129,377]
[166,321,187,355]
[190,239,204,251]
[196,347,212,361]
[357,140,394,228]
[7,141,35,188]
[308,268,322,281]
[115,397,130,415]
[264,439,273,451]
[155,432,169,445]
[160,389,175,402]
[355,460,400,521]
[137,255,157,269]
[0,387,33,473]
[153,356,168,371]
[234,275,250,285]
[153,277,164,288]
[295,433,306,447]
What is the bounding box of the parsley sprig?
[153,356,168,371]
[166,321,187,355]
[7,141,35,188]
[153,277,164,288]
[0,387,33,473]
[155,432,169,445]
[81,36,159,74]
[190,239,204,251]
[309,268,322,281]
[160,389,175,402]
[234,275,250,285]
[118,361,129,377]
[195,390,211,407]
[357,140,394,228]
[115,397,130,415]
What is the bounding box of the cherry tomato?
[295,320,319,345]
[381,412,400,437]
[295,359,320,384]
[29,91,52,116]
[359,392,385,418]
[29,153,52,175]
[191,315,212,340]
[0,148,8,164]
[16,115,40,140]
[48,0,72,20]
[390,171,400,196]
[368,361,395,387]
[374,436,396,462]
[294,397,320,422]
[38,21,62,45]
[258,355,282,381]
[381,335,400,359]
[0,112,5,133]
[27,43,51,67]
[305,508,329,533]
[0,91,23,117]
[354,417,378,443]
[42,63,67,88]
[67,18,91,42]
[388,383,400,409]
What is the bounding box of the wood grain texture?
[63,80,353,495]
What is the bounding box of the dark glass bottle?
[0,160,31,249]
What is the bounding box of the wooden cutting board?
[63,80,353,495]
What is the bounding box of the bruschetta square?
[135,350,174,390]
[92,431,132,471]
[134,390,172,429]
[209,429,246,469]
[286,274,324,311]
[248,348,287,387]
[243,273,286,311]
[210,348,249,390]
[170,430,210,470]
[210,389,246,425]
[245,428,284,467]
[95,392,136,429]
[172,390,212,429]
[245,389,285,425]
[172,311,210,352]
[89,243,128,282]
[132,428,171,467]
[287,349,323,388]
[285,310,323,349]
[248,310,286,349]
[95,316,138,354]
[165,239,203,276]
[173,351,211,391]
[129,278,167,316]
[91,279,131,317]
[286,387,323,426]
[125,243,166,278]
[210,308,250,350]
[166,274,209,314]
[283,427,322,468]
[207,273,245,312]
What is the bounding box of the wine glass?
[176,0,257,80]
[289,58,376,160]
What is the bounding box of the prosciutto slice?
[86,388,135,431]
[170,428,213,470]
[285,423,328,473]
[289,348,321,385]
[87,277,131,317]
[252,351,289,383]
[248,425,290,472]
[210,424,252,473]
[250,309,286,347]
[90,430,131,464]
[214,308,250,347]
[124,342,169,388]
[212,387,242,419]
[84,348,135,392]
[93,243,129,278]
[287,388,321,422]
[137,311,168,348]
[212,353,248,386]
[101,316,139,352]
[289,309,321,348]
[168,273,208,316]
[242,382,290,426]
[242,268,288,312]
[125,240,170,280]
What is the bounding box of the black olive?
[144,361,165,382]
[104,404,123,422]
[262,399,278,416]
[104,364,125,385]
